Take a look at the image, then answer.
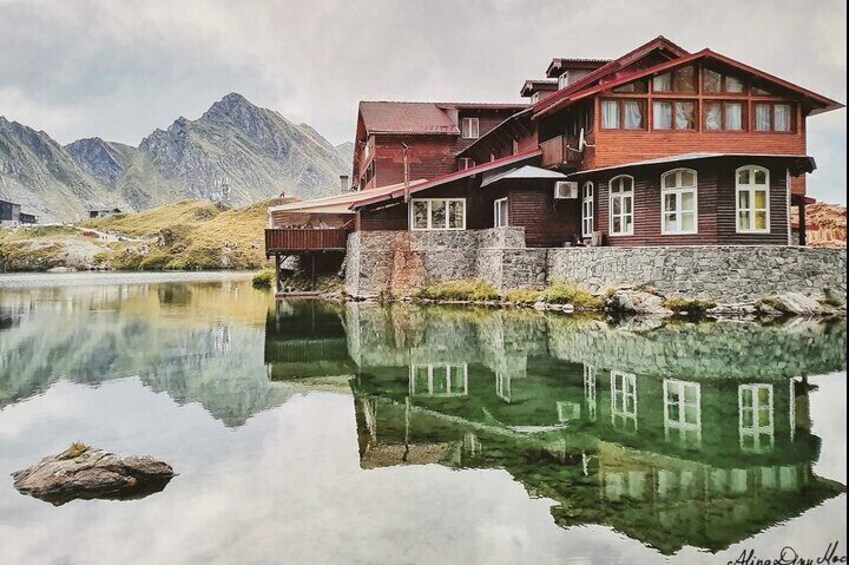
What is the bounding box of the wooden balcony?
[540,135,583,168]
[265,228,348,254]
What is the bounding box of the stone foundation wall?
[346,229,847,303]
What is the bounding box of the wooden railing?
[540,135,582,168]
[265,228,348,253]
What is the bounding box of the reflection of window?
[409,363,468,396]
[494,197,508,228]
[463,433,482,457]
[496,371,512,403]
[583,366,597,422]
[609,175,634,236]
[410,198,466,230]
[556,401,581,422]
[739,384,774,452]
[663,379,701,447]
[736,166,770,233]
[611,371,638,432]
[661,169,697,234]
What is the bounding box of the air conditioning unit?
[554,181,579,199]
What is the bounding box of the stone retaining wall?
[345,229,847,303]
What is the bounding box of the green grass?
[662,296,717,315]
[58,441,90,460]
[503,287,544,304]
[252,269,275,289]
[417,280,500,301]
[541,279,603,309]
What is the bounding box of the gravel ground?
[0,270,255,289]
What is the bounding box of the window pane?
[665,213,677,231]
[738,190,750,209]
[614,79,647,93]
[705,102,721,130]
[623,177,633,191]
[624,197,632,214]
[754,190,767,209]
[432,200,446,228]
[680,170,695,187]
[775,104,792,131]
[681,212,695,231]
[675,102,695,129]
[653,101,672,129]
[665,194,677,211]
[624,101,643,129]
[623,214,633,232]
[413,201,429,228]
[602,100,620,128]
[726,103,743,130]
[738,211,751,230]
[738,169,751,185]
[663,173,676,189]
[613,217,621,233]
[653,73,672,92]
[726,75,744,93]
[449,200,464,228]
[755,211,767,230]
[612,197,621,214]
[704,69,722,92]
[682,192,695,211]
[754,169,767,185]
[755,104,771,131]
[673,66,695,92]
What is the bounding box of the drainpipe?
[401,142,410,203]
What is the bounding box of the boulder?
[606,290,672,317]
[757,292,840,317]
[11,443,175,506]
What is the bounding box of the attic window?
[461,117,480,139]
[703,69,744,93]
[612,79,648,94]
[558,71,569,89]
[652,66,695,93]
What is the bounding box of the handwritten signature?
[727,542,846,565]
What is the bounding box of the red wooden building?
[266,36,842,285]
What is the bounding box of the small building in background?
[89,208,123,219]
[1,199,38,226]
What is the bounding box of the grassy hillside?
[1,199,275,272]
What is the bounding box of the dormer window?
[530,92,540,103]
[461,117,480,139]
[558,71,569,89]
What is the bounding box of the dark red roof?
[358,101,527,136]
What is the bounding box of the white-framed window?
[458,157,475,171]
[494,197,508,228]
[738,383,774,452]
[409,363,468,397]
[530,92,540,103]
[663,379,701,447]
[736,166,770,233]
[410,198,466,230]
[461,117,480,139]
[496,371,512,403]
[661,168,698,234]
[583,365,597,422]
[558,71,569,89]
[582,182,594,237]
[611,371,638,432]
[609,175,634,236]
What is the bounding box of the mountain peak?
[203,92,260,120]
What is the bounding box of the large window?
[754,103,793,132]
[661,169,697,234]
[663,379,702,447]
[736,166,770,233]
[582,182,594,237]
[611,371,638,432]
[653,100,696,130]
[652,66,696,93]
[410,363,468,397]
[609,175,634,236]
[704,101,744,131]
[703,69,744,93]
[738,384,774,452]
[461,117,480,139]
[494,197,508,228]
[601,99,645,129]
[411,198,466,230]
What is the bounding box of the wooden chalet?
[266,36,843,288]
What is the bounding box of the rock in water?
[11,444,175,506]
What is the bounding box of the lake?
[0,275,846,564]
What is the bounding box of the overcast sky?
[0,0,845,203]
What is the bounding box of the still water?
[0,277,846,564]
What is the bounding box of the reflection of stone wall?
[546,317,847,379]
[348,232,847,303]
[547,246,847,302]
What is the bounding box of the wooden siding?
[265,228,348,252]
[507,183,580,247]
[270,211,350,229]
[591,158,789,246]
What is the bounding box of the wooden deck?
[265,228,348,254]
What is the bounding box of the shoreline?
[0,270,256,289]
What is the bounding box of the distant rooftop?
[358,101,527,136]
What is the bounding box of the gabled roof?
[480,165,567,187]
[545,58,611,78]
[351,149,542,209]
[533,36,690,116]
[534,41,844,118]
[520,79,558,97]
[358,101,527,136]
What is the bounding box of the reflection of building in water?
[315,304,847,555]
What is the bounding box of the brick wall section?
[347,229,847,304]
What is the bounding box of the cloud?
[0,0,845,201]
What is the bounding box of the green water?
[0,277,846,564]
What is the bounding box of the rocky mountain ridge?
[0,94,351,222]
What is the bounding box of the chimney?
[339,175,349,193]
